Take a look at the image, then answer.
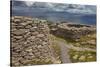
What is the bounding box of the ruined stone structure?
[11,16,56,66]
[50,23,96,40]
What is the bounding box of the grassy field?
[69,49,96,63]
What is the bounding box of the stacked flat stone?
[11,16,53,66]
[50,23,96,40]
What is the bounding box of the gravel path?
[50,35,96,63]
[54,39,96,63]
[57,41,71,63]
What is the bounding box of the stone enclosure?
[49,23,96,41]
[11,16,56,66]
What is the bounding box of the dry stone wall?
[50,23,96,40]
[11,16,54,66]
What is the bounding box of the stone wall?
[11,16,55,66]
[50,23,96,40]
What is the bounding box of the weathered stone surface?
[79,56,86,61]
[14,19,21,23]
[31,32,39,35]
[37,34,45,38]
[28,36,35,40]
[20,21,32,26]
[14,36,23,39]
[25,25,32,29]
[72,55,78,60]
[11,16,55,66]
[13,29,29,35]
[50,23,96,40]
[30,27,37,32]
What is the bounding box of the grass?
[49,34,61,62]
[74,33,96,49]
[79,34,96,42]
[51,43,61,60]
[69,49,96,63]
[49,34,70,44]
[52,34,77,43]
[53,33,96,49]
[49,34,96,63]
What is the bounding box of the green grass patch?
[51,43,61,60]
[49,34,61,62]
[51,33,96,48]
[69,49,96,63]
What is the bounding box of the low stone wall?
[11,16,54,66]
[50,23,96,40]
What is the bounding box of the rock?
[24,55,33,59]
[37,34,45,38]
[20,21,32,26]
[26,21,33,24]
[28,36,35,40]
[24,17,33,21]
[37,45,42,48]
[20,59,31,64]
[87,40,96,45]
[81,42,86,45]
[79,56,86,61]
[75,43,80,46]
[13,29,29,35]
[28,52,34,56]
[14,19,21,23]
[87,56,93,59]
[12,43,19,48]
[20,23,29,26]
[87,53,92,56]
[31,32,39,35]
[73,55,78,60]
[45,58,51,63]
[42,42,47,45]
[13,62,20,66]
[34,52,41,57]
[23,32,31,38]
[30,27,37,32]
[25,25,32,29]
[14,25,24,29]
[26,49,33,52]
[14,36,23,39]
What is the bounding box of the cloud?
[64,5,96,14]
[12,1,96,15]
[23,1,35,6]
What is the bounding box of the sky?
[11,0,96,15]
[11,0,97,5]
[11,0,96,25]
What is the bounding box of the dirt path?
[54,40,96,63]
[57,41,71,63]
[49,34,96,63]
